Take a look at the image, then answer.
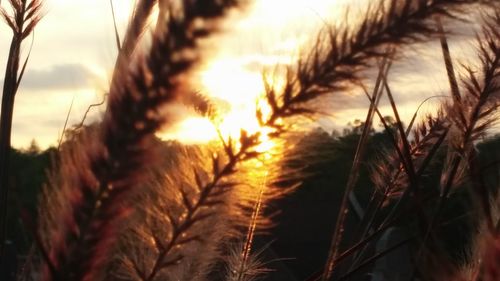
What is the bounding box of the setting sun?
[156,0,343,147]
[159,56,273,147]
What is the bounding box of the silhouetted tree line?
[5,121,499,280]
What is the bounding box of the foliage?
[1,1,499,281]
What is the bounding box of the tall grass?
[2,0,498,280]
[0,0,42,262]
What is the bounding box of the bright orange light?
[159,117,218,144]
[159,57,279,152]
[154,0,341,150]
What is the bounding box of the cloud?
[16,63,97,90]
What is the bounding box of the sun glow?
[160,58,277,152]
[157,0,345,151]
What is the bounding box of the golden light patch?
[157,0,344,147]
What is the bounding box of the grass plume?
[17,1,499,281]
[0,0,43,261]
[38,1,243,280]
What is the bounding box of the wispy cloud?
[13,64,97,90]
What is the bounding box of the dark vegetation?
[6,143,53,253]
[3,127,500,280]
[269,128,500,280]
[0,0,499,281]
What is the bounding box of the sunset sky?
[0,0,481,148]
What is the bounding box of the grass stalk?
[0,0,42,261]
